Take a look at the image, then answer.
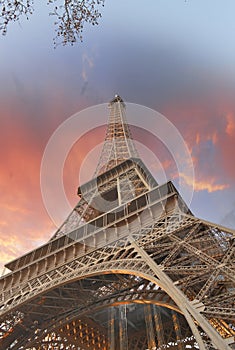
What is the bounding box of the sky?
[0,0,235,274]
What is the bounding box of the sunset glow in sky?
[1,0,235,273]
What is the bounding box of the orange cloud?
[0,220,55,275]
[195,133,200,145]
[195,131,217,146]
[226,113,235,136]
[180,172,229,193]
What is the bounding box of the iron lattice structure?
[0,95,235,350]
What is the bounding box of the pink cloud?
[0,88,93,272]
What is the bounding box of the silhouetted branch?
[0,0,34,35]
[49,0,105,46]
[0,0,105,46]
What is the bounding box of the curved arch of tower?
[0,95,234,350]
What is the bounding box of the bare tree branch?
[0,0,34,35]
[0,0,105,46]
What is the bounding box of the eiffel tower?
[0,95,235,350]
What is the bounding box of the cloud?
[217,112,235,179]
[0,87,103,272]
[162,97,235,183]
[0,100,58,272]
[225,113,235,136]
[81,53,94,82]
[0,221,55,274]
[180,172,229,193]
[221,204,235,229]
[80,51,95,96]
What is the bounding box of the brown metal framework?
[0,95,234,349]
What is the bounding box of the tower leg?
[119,305,128,350]
[130,237,232,350]
[172,310,185,350]
[144,304,156,349]
[153,305,165,349]
[109,307,115,350]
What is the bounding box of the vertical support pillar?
[172,310,185,350]
[117,177,122,206]
[144,304,156,350]
[119,305,128,350]
[153,305,165,348]
[108,307,116,350]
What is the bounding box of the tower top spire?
[109,94,125,106]
[94,94,139,175]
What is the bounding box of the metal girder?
[1,207,235,349]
